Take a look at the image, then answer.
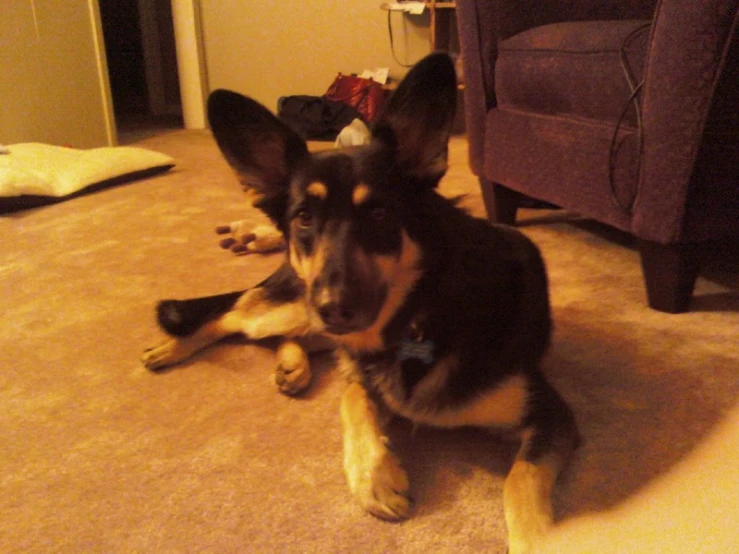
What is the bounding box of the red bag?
[324,74,386,123]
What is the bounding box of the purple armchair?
[456,0,739,312]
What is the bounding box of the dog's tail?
[156,290,245,336]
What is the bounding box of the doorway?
[99,0,183,144]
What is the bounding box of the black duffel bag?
[277,95,362,141]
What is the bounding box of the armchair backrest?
[522,0,657,30]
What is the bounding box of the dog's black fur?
[142,53,578,554]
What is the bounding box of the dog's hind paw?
[274,340,312,395]
[348,449,413,521]
[216,222,285,255]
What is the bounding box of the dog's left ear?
[372,53,457,187]
[208,89,309,226]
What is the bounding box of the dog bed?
[0,142,175,213]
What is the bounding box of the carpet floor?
[1,131,737,553]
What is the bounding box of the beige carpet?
[2,131,737,553]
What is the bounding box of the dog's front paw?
[274,340,311,395]
[141,339,185,371]
[274,360,311,395]
[346,447,413,521]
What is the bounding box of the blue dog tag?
[398,338,435,365]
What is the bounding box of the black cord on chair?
[608,22,651,213]
[387,11,417,68]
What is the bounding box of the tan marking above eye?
[352,183,371,206]
[306,181,328,200]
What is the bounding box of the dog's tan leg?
[237,301,311,338]
[237,298,315,396]
[142,284,312,372]
[340,377,412,521]
[141,310,245,370]
[503,411,578,554]
[504,440,557,553]
[274,339,311,395]
[230,285,311,339]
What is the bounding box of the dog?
[141,53,578,554]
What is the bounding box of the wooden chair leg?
[480,180,519,225]
[638,240,702,313]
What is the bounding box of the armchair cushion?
[496,20,651,125]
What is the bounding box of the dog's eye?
[295,209,313,228]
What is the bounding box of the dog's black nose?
[318,300,359,334]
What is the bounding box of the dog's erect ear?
[208,89,309,225]
[372,53,457,186]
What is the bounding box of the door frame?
[170,0,207,129]
[91,0,207,144]
[88,0,116,145]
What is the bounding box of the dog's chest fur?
[339,344,531,429]
[331,217,544,430]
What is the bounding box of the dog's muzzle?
[312,281,385,336]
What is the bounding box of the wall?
[0,0,114,148]
[200,0,430,112]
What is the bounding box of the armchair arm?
[634,0,739,243]
[456,0,657,175]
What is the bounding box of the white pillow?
[0,142,175,211]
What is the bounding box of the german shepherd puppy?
[142,53,578,554]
